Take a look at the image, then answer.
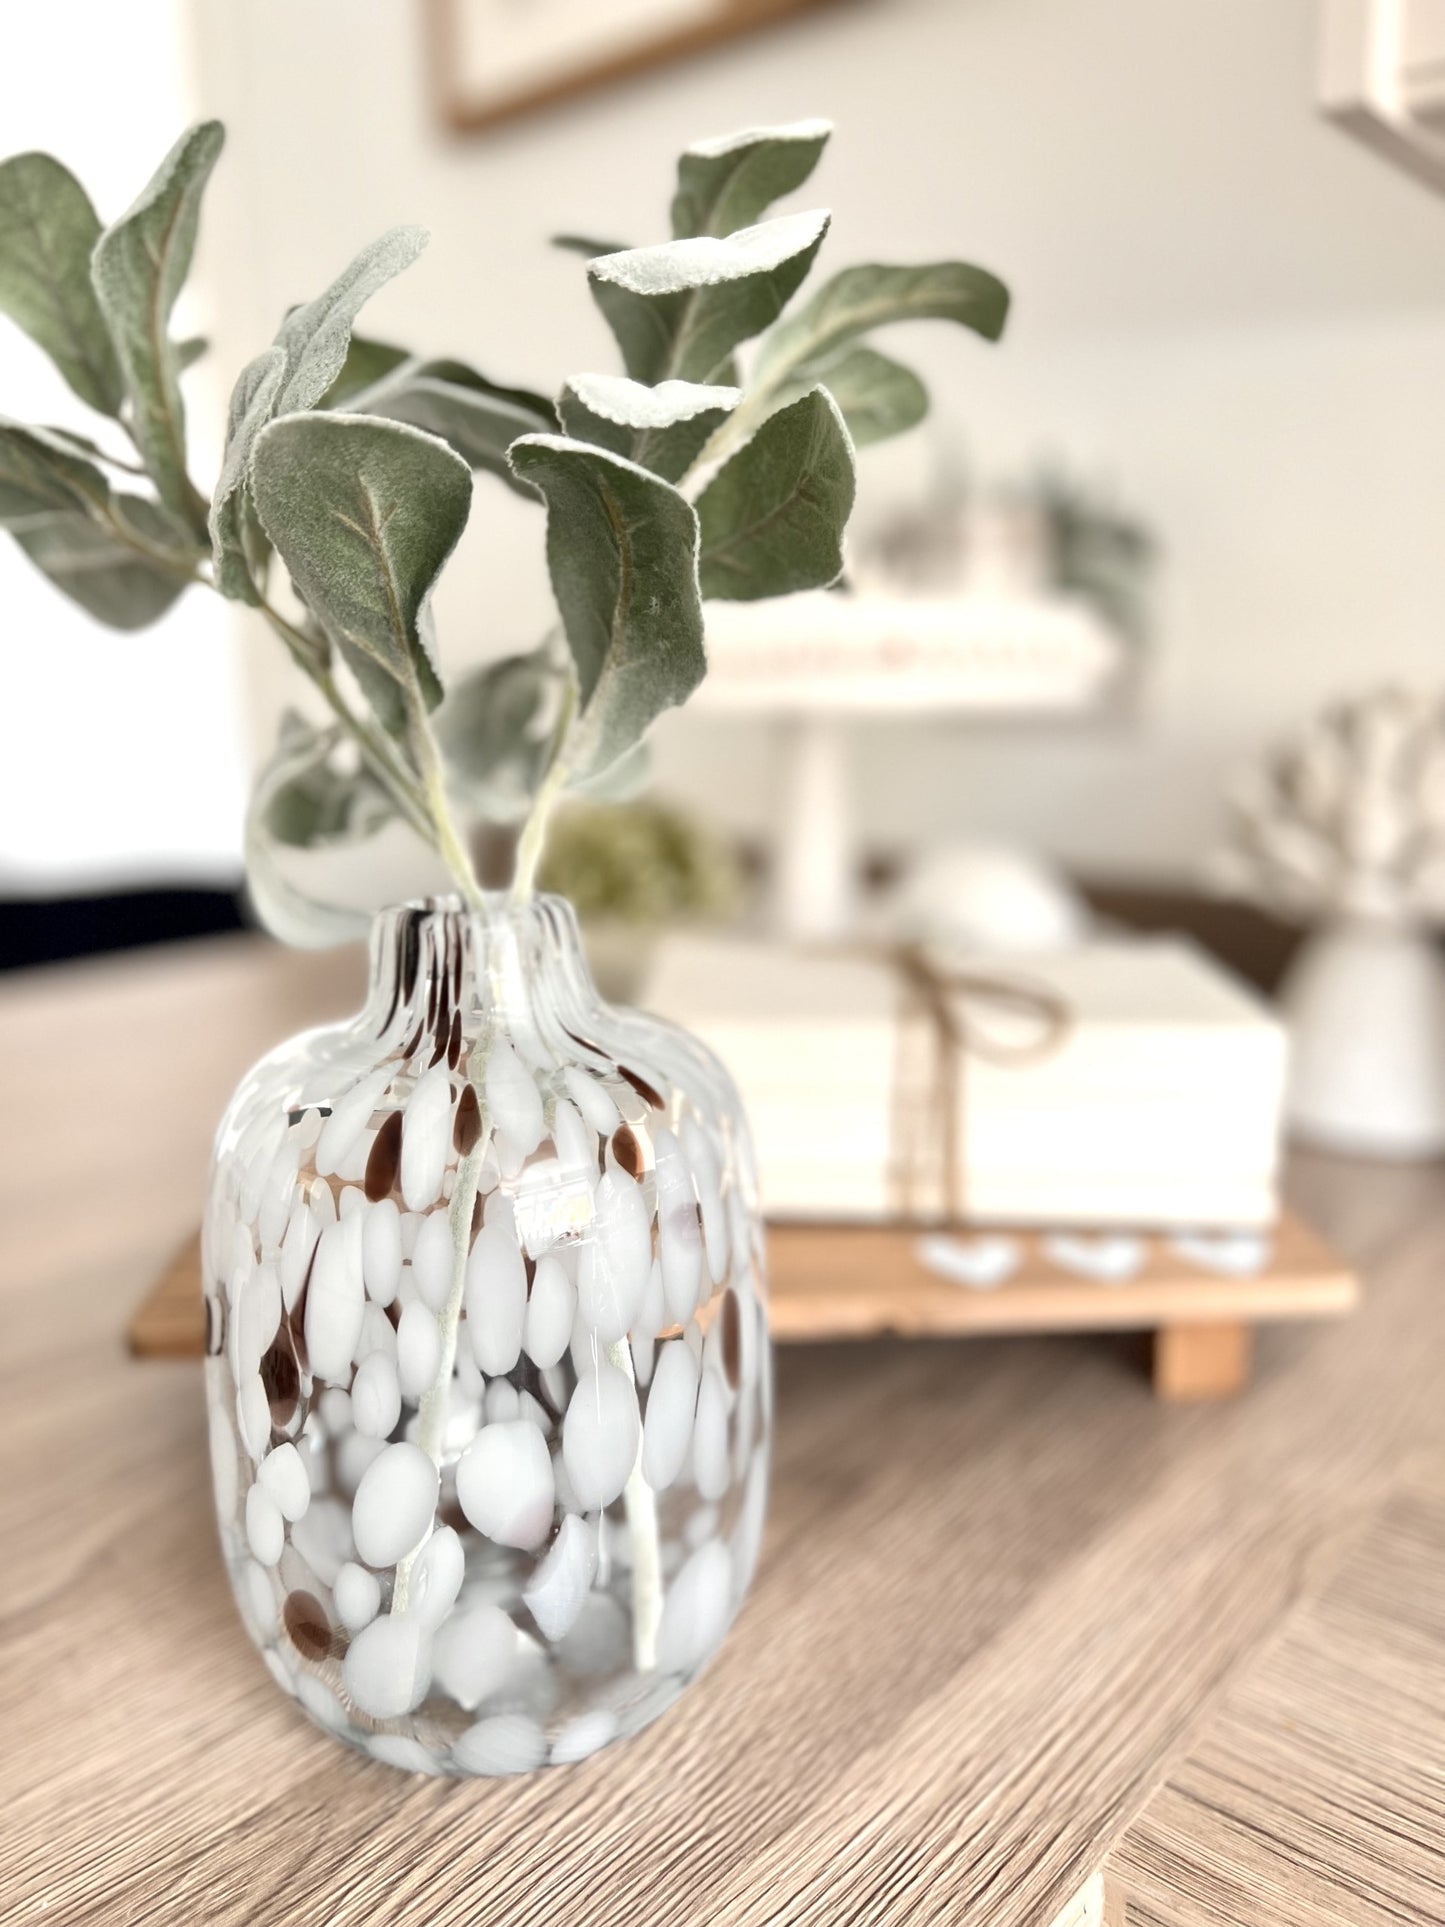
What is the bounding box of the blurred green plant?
[0,118,1009,940]
[537,799,742,928]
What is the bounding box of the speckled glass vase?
[202,893,770,1776]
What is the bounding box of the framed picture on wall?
[428,0,833,133]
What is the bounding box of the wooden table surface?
[3,935,1443,1927]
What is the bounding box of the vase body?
[202,894,770,1775]
[1281,916,1445,1158]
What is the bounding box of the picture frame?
[427,0,834,134]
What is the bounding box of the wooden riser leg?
[1152,1320,1252,1401]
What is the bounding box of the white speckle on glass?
[396,1301,443,1400]
[465,1222,527,1376]
[351,1442,439,1569]
[245,1482,284,1566]
[562,1362,639,1513]
[656,1539,732,1676]
[456,1420,555,1550]
[576,1169,650,1343]
[452,1713,546,1776]
[342,1614,431,1720]
[258,1442,310,1522]
[523,1254,574,1369]
[522,1512,597,1642]
[409,1208,454,1314]
[642,1339,699,1493]
[400,1066,453,1211]
[362,1198,403,1306]
[315,1067,392,1179]
[334,1561,381,1633]
[305,1218,365,1384]
[351,1350,402,1440]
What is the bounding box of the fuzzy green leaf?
[588,209,830,384]
[272,228,427,417]
[508,434,705,778]
[0,153,124,415]
[557,373,739,482]
[751,259,1009,399]
[696,386,855,601]
[349,356,554,495]
[176,335,207,371]
[434,646,559,823]
[671,119,831,240]
[210,346,285,602]
[320,332,410,408]
[11,513,187,628]
[246,716,376,947]
[0,418,195,627]
[90,122,224,526]
[210,228,428,601]
[250,412,472,739]
[262,711,396,849]
[783,344,928,447]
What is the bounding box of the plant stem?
[406,683,486,908]
[254,595,436,847]
[606,1336,661,1672]
[511,677,578,901]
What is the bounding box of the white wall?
[0,0,247,893]
[179,0,1445,879]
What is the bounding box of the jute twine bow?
[885,944,1072,1223]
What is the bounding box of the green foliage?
[245,714,378,947]
[509,435,706,780]
[696,387,855,601]
[0,154,123,416]
[0,420,191,626]
[780,344,928,447]
[211,227,428,600]
[250,412,472,737]
[91,122,224,530]
[346,356,555,496]
[588,209,830,383]
[670,119,830,240]
[538,798,741,926]
[434,646,559,823]
[0,113,1010,941]
[556,374,739,482]
[751,259,1010,399]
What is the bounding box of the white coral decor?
[1219,687,1445,1157]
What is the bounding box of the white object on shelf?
[642,934,1287,1228]
[883,840,1091,955]
[696,591,1124,943]
[696,591,1124,716]
[1281,918,1445,1157]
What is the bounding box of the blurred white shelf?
[695,591,1126,716]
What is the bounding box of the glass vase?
[202,893,770,1775]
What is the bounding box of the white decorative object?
[204,896,768,1776]
[1220,686,1445,1157]
[643,934,1287,1227]
[695,591,1123,941]
[882,840,1090,955]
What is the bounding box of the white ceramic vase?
[1280,916,1445,1158]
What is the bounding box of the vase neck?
[364,894,599,1062]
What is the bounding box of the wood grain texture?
[128,1211,1356,1366]
[2,937,1442,1926]
[1104,1476,1445,1923]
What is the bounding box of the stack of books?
[641,935,1287,1229]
